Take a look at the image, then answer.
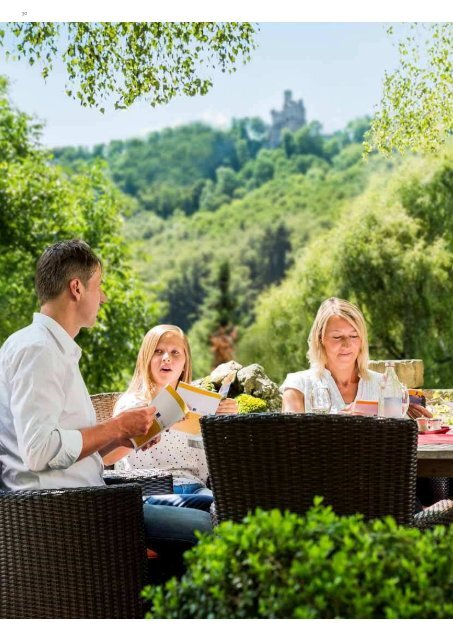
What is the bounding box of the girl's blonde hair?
[125,324,192,401]
[307,297,370,379]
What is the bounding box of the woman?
[281,298,383,413]
[281,297,430,419]
[106,324,237,511]
[281,297,437,508]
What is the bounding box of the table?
[189,435,453,478]
[417,442,453,477]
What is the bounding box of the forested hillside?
[52,118,269,217]
[50,96,453,386]
[52,112,381,373]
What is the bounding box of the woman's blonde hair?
[307,297,370,379]
[125,324,192,401]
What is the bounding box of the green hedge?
[143,499,453,618]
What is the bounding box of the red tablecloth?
[418,432,453,445]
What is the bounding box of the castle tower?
[269,90,306,148]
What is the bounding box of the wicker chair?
[0,484,147,618]
[0,393,176,618]
[91,392,122,423]
[201,412,453,529]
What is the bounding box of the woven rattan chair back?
[201,413,418,526]
[90,392,122,422]
[0,485,147,618]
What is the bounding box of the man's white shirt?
[0,313,104,490]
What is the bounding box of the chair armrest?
[414,499,453,530]
[0,484,147,618]
[103,469,174,494]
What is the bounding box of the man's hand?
[98,406,158,465]
[80,405,156,464]
[113,405,157,441]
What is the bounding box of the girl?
[107,324,237,510]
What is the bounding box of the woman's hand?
[407,404,433,420]
[216,398,238,415]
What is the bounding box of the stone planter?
[195,360,283,412]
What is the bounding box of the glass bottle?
[378,362,409,418]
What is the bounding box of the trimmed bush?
[236,393,268,414]
[143,500,453,618]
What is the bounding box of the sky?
[0,5,448,150]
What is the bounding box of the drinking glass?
[310,386,332,414]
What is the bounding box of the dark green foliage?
[252,150,275,186]
[0,77,42,160]
[215,166,241,199]
[54,123,239,217]
[52,114,356,222]
[0,78,161,392]
[212,261,238,329]
[143,501,453,618]
[186,260,240,374]
[294,121,325,157]
[282,128,296,158]
[230,116,269,164]
[159,259,210,332]
[244,221,292,292]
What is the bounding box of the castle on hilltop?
[269,90,306,148]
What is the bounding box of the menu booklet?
[353,399,379,416]
[129,384,189,449]
[173,382,223,435]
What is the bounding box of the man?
[0,239,211,570]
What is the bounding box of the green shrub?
[235,393,268,414]
[142,500,453,618]
[198,376,217,392]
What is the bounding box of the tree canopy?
[0,76,161,391]
[0,22,257,110]
[365,23,453,156]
